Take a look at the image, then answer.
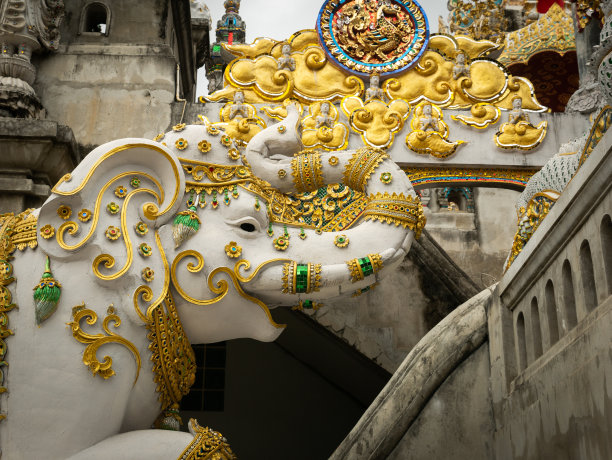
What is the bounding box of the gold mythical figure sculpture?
[333,0,415,64]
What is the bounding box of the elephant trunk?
[244,103,424,304]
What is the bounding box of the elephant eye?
[240,223,256,232]
[226,216,263,238]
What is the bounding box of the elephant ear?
[38,138,185,323]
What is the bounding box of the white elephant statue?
[0,104,425,459]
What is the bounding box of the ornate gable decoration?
[498,4,576,67]
[317,0,429,77]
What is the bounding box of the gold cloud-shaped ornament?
[301,102,348,151]
[208,30,364,103]
[494,97,547,151]
[452,103,501,129]
[261,99,304,121]
[341,97,411,149]
[495,120,548,151]
[406,102,466,158]
[428,34,500,60]
[382,35,547,112]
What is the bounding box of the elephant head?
[37,103,424,345]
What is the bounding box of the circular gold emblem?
[317,0,429,76]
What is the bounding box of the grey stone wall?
[388,344,494,460]
[32,0,180,152]
[427,188,521,286]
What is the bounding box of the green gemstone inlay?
[295,264,309,293]
[359,257,374,277]
[302,300,314,309]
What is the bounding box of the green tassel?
[172,206,201,248]
[33,256,62,325]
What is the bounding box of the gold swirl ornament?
[341,96,411,149]
[406,102,466,159]
[67,304,141,383]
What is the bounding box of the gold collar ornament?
[0,209,38,422]
[178,418,237,459]
[362,192,426,239]
[148,291,197,428]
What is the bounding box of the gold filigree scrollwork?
[92,188,159,281]
[343,147,389,192]
[178,418,237,460]
[147,291,196,413]
[233,259,292,284]
[171,250,285,330]
[291,151,324,193]
[362,192,426,238]
[182,158,251,195]
[67,304,141,383]
[132,231,171,324]
[56,172,162,252]
[182,160,250,183]
[171,250,229,306]
[51,143,179,222]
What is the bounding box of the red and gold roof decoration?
[498,4,575,66]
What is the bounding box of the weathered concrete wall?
[388,343,494,460]
[488,131,612,460]
[32,0,178,152]
[427,188,520,286]
[303,231,479,373]
[330,287,492,459]
[304,256,432,372]
[492,296,612,460]
[35,51,176,148]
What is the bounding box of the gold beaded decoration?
[343,147,389,192]
[362,192,426,238]
[281,261,322,294]
[291,152,324,193]
[346,253,384,283]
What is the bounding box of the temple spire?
[206,0,246,94]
